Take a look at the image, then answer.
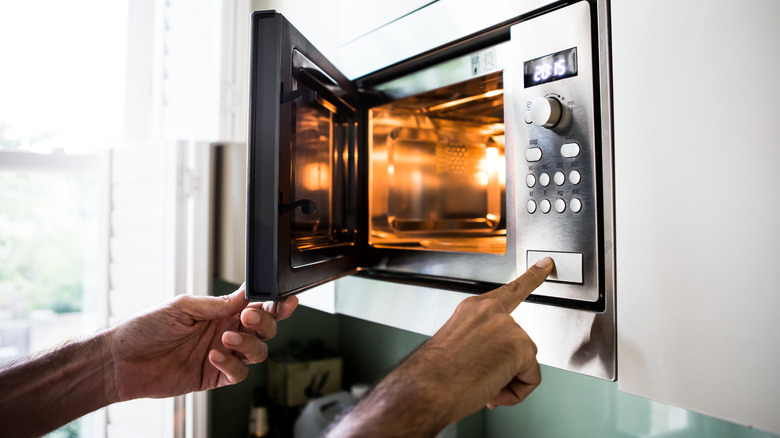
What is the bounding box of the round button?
[555,199,566,213]
[526,174,536,188]
[554,171,565,186]
[561,142,580,158]
[571,198,582,213]
[539,173,551,187]
[525,148,543,162]
[523,111,532,124]
[569,170,581,185]
[529,96,563,128]
[526,200,537,214]
[540,199,551,214]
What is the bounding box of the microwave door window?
[246,11,361,301]
[292,101,332,258]
[290,90,356,267]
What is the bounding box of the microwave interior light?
[424,89,504,113]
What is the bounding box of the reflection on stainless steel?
[369,71,507,254]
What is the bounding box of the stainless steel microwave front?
[246,1,613,311]
[511,1,605,305]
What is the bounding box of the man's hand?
[0,285,297,437]
[327,258,554,437]
[106,285,298,402]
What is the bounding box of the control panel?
[510,1,601,303]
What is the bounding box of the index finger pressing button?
[488,257,555,312]
[526,251,583,284]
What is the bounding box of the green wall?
[334,311,779,438]
[209,292,779,437]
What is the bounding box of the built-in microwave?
[246,0,615,378]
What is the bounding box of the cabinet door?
[246,11,362,301]
[613,1,780,434]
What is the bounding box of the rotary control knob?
[529,96,563,128]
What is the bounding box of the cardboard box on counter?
[267,356,342,407]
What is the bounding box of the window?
[0,1,127,436]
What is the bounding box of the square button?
[527,250,583,283]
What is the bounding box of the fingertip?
[281,295,299,316]
[241,308,261,326]
[529,257,555,283]
[210,349,225,363]
[215,288,250,318]
[209,349,248,385]
[265,295,299,321]
[534,257,554,270]
[223,331,242,347]
[230,286,250,303]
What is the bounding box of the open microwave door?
[246,11,362,301]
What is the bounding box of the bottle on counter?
[249,386,270,438]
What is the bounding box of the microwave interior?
[288,48,516,283]
[290,69,508,260]
[368,72,506,255]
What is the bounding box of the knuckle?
[263,320,278,339]
[471,295,506,314]
[171,294,192,306]
[256,342,269,362]
[232,366,249,383]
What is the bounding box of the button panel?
[524,141,587,216]
[513,0,600,303]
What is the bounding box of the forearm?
[0,330,117,437]
[326,348,454,438]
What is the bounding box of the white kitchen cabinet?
[612,0,780,434]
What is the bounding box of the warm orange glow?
[302,163,329,191]
[425,89,504,113]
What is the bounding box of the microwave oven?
[245,0,615,378]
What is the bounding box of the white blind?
[106,144,180,438]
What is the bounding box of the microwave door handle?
[293,68,354,113]
[281,85,317,104]
[279,198,317,215]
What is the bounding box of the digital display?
[524,47,578,88]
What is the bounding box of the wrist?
[97,327,120,404]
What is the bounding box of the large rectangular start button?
[527,251,583,284]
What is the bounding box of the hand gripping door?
[246,11,362,301]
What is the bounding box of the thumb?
[179,287,250,321]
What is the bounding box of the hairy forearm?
[326,347,454,438]
[0,330,117,437]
